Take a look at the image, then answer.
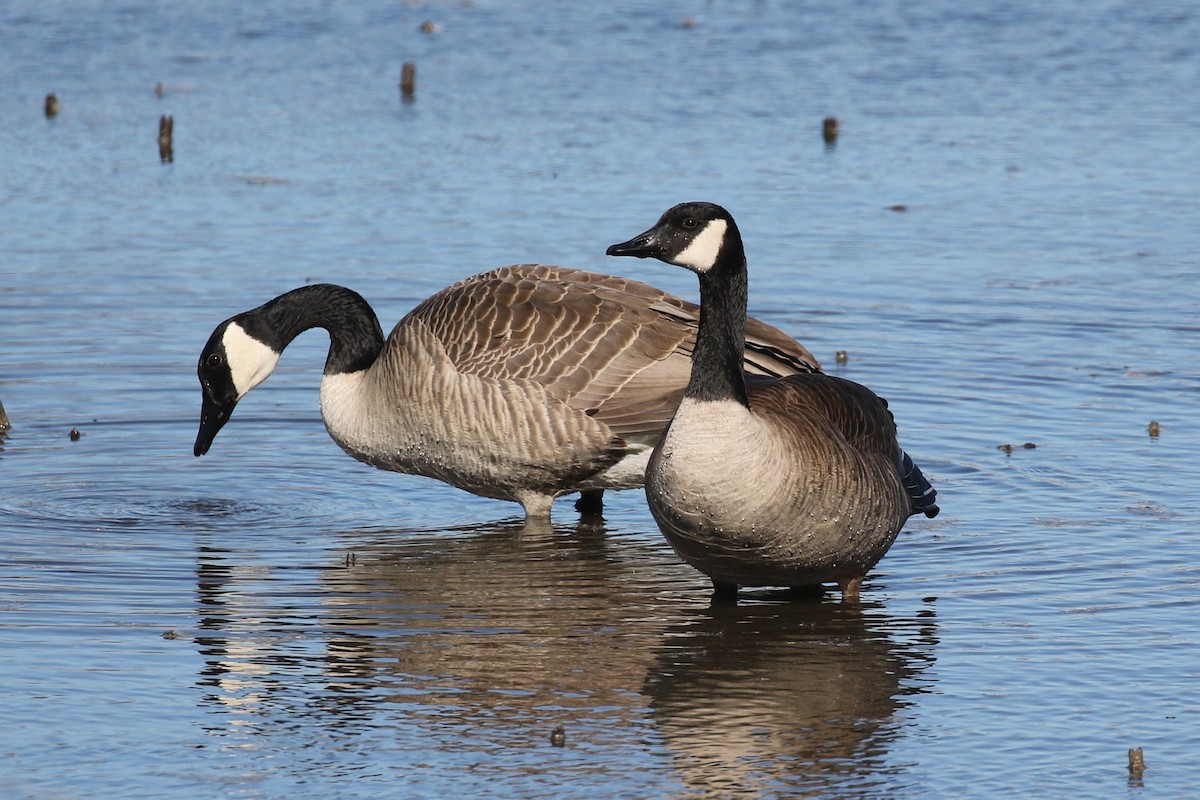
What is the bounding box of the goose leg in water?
[517,492,555,522]
[711,580,739,603]
[574,489,604,516]
[838,575,864,601]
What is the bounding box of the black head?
[606,202,740,274]
[194,322,238,456]
[193,317,280,456]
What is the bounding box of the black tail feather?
[900,450,939,518]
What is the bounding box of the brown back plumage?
[402,264,820,443]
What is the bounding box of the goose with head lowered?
[607,203,939,600]
[193,263,821,523]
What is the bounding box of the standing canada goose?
[606,203,938,600]
[194,263,821,522]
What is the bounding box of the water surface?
[2,1,1199,797]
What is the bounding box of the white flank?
[673,218,727,273]
[594,441,654,488]
[223,322,280,398]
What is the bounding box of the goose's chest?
[649,398,764,508]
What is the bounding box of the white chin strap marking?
[223,322,280,397]
[673,218,727,273]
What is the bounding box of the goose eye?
[682,217,697,229]
[206,353,224,369]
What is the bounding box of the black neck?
[244,284,385,375]
[686,248,750,407]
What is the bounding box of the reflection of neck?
[686,247,750,407]
[253,284,386,376]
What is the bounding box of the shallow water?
[3,0,1199,797]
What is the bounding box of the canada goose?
[193,263,821,522]
[606,203,938,599]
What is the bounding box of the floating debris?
[419,20,440,34]
[162,629,179,640]
[400,62,416,102]
[887,204,908,212]
[997,442,1036,455]
[1126,501,1173,519]
[154,82,165,97]
[69,427,82,441]
[822,116,839,145]
[550,725,566,747]
[0,399,9,431]
[158,114,174,163]
[835,350,849,364]
[242,176,290,186]
[1147,420,1161,438]
[681,16,697,29]
[44,93,59,118]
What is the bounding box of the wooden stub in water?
[158,114,174,162]
[1128,747,1145,782]
[822,116,839,145]
[0,399,10,431]
[400,62,416,101]
[45,93,59,118]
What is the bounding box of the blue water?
[3,1,1199,798]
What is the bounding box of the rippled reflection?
[189,520,684,757]
[187,523,937,795]
[646,601,938,798]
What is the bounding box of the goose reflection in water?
[188,518,683,748]
[646,600,938,798]
[188,524,936,796]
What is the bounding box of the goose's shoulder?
[743,316,822,376]
[748,373,899,451]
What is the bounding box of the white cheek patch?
[673,218,727,273]
[223,322,280,398]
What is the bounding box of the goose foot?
[838,575,864,602]
[574,490,604,516]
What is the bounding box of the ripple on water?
[0,476,332,537]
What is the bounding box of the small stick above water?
[158,114,174,162]
[400,62,416,101]
[45,93,59,118]
[822,116,839,145]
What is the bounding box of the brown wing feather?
[402,264,821,443]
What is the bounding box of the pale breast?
[648,397,773,522]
